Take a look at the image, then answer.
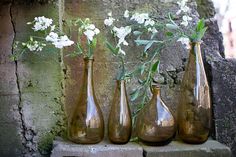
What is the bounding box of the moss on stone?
[38,120,67,156]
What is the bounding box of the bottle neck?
[83,58,94,90]
[151,85,161,97]
[191,42,202,60]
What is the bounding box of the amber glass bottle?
[108,80,132,144]
[68,58,104,144]
[136,85,176,145]
[178,42,211,144]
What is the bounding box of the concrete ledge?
[51,138,231,157]
[142,139,231,157]
[51,138,143,157]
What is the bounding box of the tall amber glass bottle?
[68,58,104,144]
[108,80,132,144]
[136,86,176,145]
[178,42,211,144]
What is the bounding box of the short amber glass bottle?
[108,80,132,144]
[178,42,211,144]
[68,58,104,144]
[136,85,176,145]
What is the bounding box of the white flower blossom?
[84,29,95,41]
[177,37,190,49]
[181,15,192,27]
[104,17,115,26]
[148,27,158,34]
[94,28,100,35]
[52,35,74,48]
[26,41,45,52]
[83,23,100,41]
[46,32,74,48]
[130,13,149,24]
[45,32,58,42]
[124,10,129,18]
[144,19,155,27]
[176,0,190,15]
[118,47,126,55]
[108,12,112,17]
[113,26,132,46]
[50,25,56,31]
[85,24,96,30]
[32,16,53,31]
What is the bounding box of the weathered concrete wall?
[0,3,24,156]
[0,1,66,156]
[0,0,235,156]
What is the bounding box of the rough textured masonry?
[0,0,235,156]
[50,139,231,157]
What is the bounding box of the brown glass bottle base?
[180,136,208,144]
[68,136,103,144]
[109,139,130,145]
[139,137,173,146]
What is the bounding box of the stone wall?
[0,0,235,156]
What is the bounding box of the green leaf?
[76,43,83,53]
[135,39,150,46]
[166,31,173,37]
[196,19,205,32]
[144,41,154,52]
[166,23,179,30]
[151,32,157,40]
[138,79,145,85]
[197,27,207,41]
[140,64,146,75]
[133,31,142,36]
[105,41,118,55]
[66,51,82,57]
[151,60,160,73]
[131,89,140,101]
[30,36,33,41]
[91,38,97,48]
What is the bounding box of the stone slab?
[51,138,143,157]
[142,139,231,157]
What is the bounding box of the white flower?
[94,28,100,35]
[144,19,155,27]
[85,24,96,30]
[177,37,190,49]
[130,13,149,24]
[104,17,115,26]
[124,10,129,18]
[108,12,112,17]
[52,35,74,48]
[26,41,44,52]
[181,15,192,26]
[46,32,74,48]
[45,32,59,42]
[176,0,190,15]
[113,26,132,46]
[83,23,100,41]
[50,25,56,31]
[84,29,95,41]
[32,16,53,31]
[148,27,158,34]
[118,48,126,55]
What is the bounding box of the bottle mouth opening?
[151,84,161,93]
[84,57,94,61]
[191,41,202,44]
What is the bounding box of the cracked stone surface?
[0,2,24,156]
